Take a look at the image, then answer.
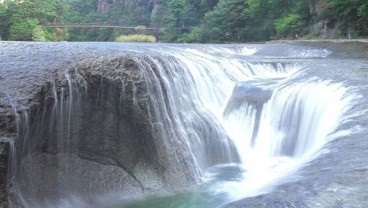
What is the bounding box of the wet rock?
[0,137,11,208]
[232,82,272,102]
[0,42,199,206]
[11,56,197,206]
[224,81,272,116]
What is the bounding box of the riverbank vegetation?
[116,34,157,43]
[0,0,367,42]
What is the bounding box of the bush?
[32,25,46,41]
[134,25,147,34]
[116,34,157,42]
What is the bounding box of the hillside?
[0,0,367,42]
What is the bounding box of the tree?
[203,0,248,42]
[67,0,152,41]
[0,0,69,41]
[159,0,200,42]
[274,0,309,38]
[0,0,12,40]
[357,0,368,35]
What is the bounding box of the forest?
[0,0,367,42]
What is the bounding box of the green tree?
[0,0,12,40]
[274,0,309,38]
[0,0,69,41]
[178,26,203,42]
[160,0,200,42]
[67,0,152,41]
[275,13,304,38]
[203,0,248,42]
[357,0,368,35]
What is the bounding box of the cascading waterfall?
[143,48,357,205]
[216,78,356,202]
[11,45,358,208]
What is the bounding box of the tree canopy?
[0,0,367,42]
[0,0,69,41]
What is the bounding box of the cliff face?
[97,0,159,18]
[308,0,351,39]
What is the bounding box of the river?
[0,41,368,208]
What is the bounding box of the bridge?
[45,23,160,30]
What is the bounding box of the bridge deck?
[45,24,160,30]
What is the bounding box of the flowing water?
[11,44,358,208]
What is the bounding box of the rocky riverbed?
[1,41,368,208]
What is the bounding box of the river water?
[1,42,366,208]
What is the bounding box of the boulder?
[224,81,273,116]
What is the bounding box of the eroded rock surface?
[0,42,200,207]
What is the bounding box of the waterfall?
[147,47,357,203]
[11,45,358,207]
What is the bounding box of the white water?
[216,79,355,201]
[139,46,357,204]
[137,47,301,178]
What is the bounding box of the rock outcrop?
[0,42,201,207]
[224,81,273,113]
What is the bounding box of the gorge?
[0,41,368,208]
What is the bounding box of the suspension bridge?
[45,23,160,30]
[45,23,189,31]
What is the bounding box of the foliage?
[200,0,309,42]
[116,34,157,42]
[66,0,152,41]
[323,0,368,37]
[158,0,200,42]
[1,0,368,42]
[357,1,368,35]
[309,0,368,37]
[32,25,46,41]
[203,0,247,42]
[0,0,69,41]
[325,0,359,36]
[275,14,303,38]
[178,27,203,43]
[135,25,147,34]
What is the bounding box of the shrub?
[32,25,46,41]
[134,25,147,34]
[116,34,156,43]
